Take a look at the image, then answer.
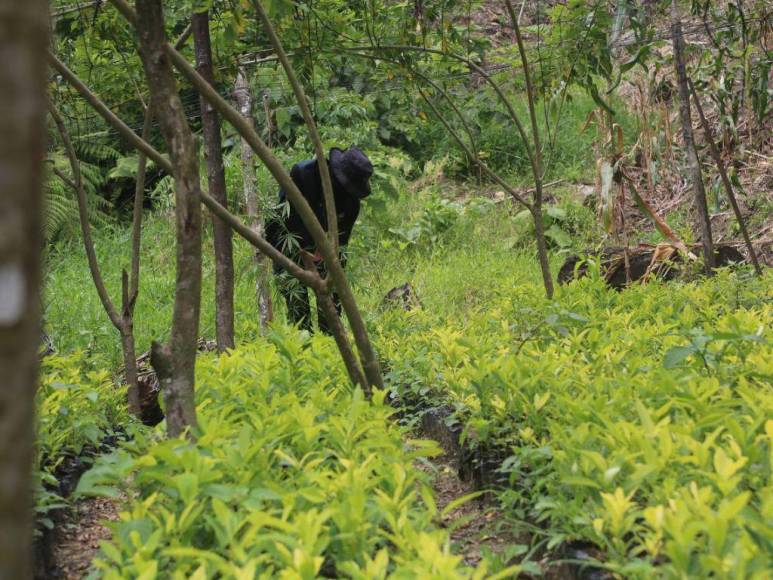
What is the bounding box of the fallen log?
[558,243,746,289]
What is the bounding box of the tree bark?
[193,11,235,352]
[136,0,201,437]
[234,70,273,332]
[0,1,47,577]
[119,314,140,414]
[671,0,715,273]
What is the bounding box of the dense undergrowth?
[379,270,773,577]
[39,173,772,577]
[72,332,512,578]
[35,354,131,538]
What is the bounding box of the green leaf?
[663,346,695,368]
[546,206,568,221]
[545,224,572,248]
[173,473,199,504]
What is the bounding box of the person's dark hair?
[330,147,373,199]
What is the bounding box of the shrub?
[75,330,510,578]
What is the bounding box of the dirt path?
[49,497,119,579]
[418,448,523,569]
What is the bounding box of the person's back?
[266,147,373,332]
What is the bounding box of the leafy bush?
[34,352,131,536]
[378,270,773,577]
[37,352,130,473]
[76,330,512,578]
[388,195,467,249]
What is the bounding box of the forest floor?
[50,497,119,579]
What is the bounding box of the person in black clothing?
[265,146,373,333]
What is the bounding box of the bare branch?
[49,103,122,329]
[252,0,338,252]
[300,252,368,395]
[49,52,170,170]
[417,87,531,209]
[689,79,762,275]
[129,106,152,307]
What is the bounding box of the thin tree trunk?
[0,1,47,576]
[505,0,554,298]
[252,0,339,251]
[300,251,368,393]
[119,320,139,413]
[234,70,273,332]
[262,91,274,148]
[671,0,715,273]
[136,0,201,437]
[124,106,152,413]
[50,104,145,416]
[193,10,235,352]
[688,79,762,275]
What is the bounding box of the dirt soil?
[49,497,120,579]
[417,449,523,568]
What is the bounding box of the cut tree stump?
[125,337,217,426]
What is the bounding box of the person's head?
[329,147,373,199]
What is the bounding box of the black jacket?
[265,158,361,255]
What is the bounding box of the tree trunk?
[504,0,554,298]
[124,106,152,414]
[193,11,235,352]
[136,0,202,437]
[120,323,140,414]
[234,70,273,333]
[671,0,715,273]
[532,201,554,298]
[0,1,47,576]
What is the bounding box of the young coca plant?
[378,267,772,576]
[76,330,516,578]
